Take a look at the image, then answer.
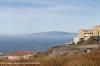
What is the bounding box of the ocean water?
[0,35,74,52]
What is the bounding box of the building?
[8,51,33,61]
[78,29,93,40]
[92,25,100,36]
[74,25,100,44]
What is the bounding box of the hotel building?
[74,25,100,44]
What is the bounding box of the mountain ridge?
[29,31,76,36]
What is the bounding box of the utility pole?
[98,30,100,49]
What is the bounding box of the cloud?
[0,5,96,28]
[0,0,97,8]
[0,0,98,34]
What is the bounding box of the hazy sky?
[0,0,99,35]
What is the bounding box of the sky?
[0,0,99,35]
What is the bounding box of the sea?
[0,35,74,53]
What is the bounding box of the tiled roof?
[9,51,33,56]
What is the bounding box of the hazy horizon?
[0,0,99,35]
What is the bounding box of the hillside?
[30,31,76,35]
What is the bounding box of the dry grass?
[39,49,100,66]
[0,49,100,66]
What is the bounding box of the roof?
[9,51,33,56]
